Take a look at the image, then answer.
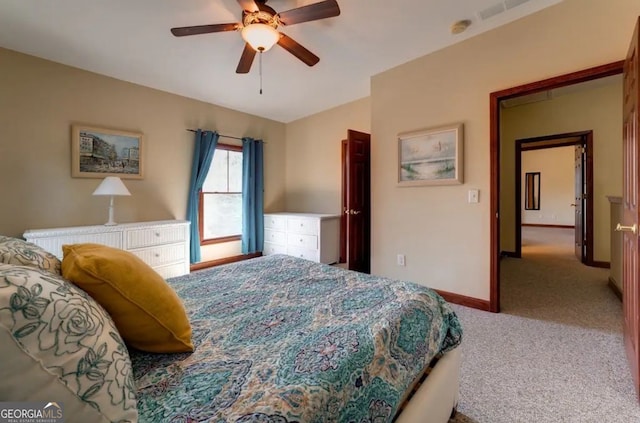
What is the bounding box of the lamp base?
[104,196,118,226]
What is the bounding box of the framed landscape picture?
[71,124,144,179]
[397,123,463,186]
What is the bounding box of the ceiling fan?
[171,0,341,74]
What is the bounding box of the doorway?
[514,132,594,265]
[489,60,624,313]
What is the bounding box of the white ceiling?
[0,0,562,123]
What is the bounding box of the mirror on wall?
[524,172,540,210]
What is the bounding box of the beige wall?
[521,147,574,226]
[370,0,637,300]
[285,97,371,213]
[0,48,286,260]
[500,81,622,261]
[2,0,637,299]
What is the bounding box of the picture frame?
[71,124,144,179]
[397,122,464,186]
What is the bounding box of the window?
[199,144,243,244]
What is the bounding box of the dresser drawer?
[286,246,319,262]
[126,225,187,249]
[264,215,287,230]
[263,242,287,255]
[264,229,286,246]
[287,218,318,236]
[28,233,123,259]
[129,243,186,267]
[287,233,318,250]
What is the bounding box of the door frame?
[489,61,624,313]
[514,132,594,263]
[340,139,347,263]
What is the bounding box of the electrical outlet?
[397,254,406,266]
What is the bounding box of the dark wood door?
[574,144,586,262]
[340,130,371,273]
[622,16,640,400]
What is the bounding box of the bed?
[129,254,463,423]
[0,236,462,422]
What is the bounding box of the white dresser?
[263,212,340,264]
[23,220,190,279]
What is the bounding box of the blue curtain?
[242,137,264,254]
[186,130,219,263]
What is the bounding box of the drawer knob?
[155,253,160,257]
[299,238,303,243]
[155,232,160,237]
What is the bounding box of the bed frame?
[395,346,461,423]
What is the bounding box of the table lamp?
[92,176,131,226]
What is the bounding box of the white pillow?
[0,235,61,275]
[0,264,138,422]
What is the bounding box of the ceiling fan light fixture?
[241,23,280,52]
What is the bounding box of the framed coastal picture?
[71,124,144,179]
[397,123,463,186]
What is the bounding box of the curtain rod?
[185,128,242,141]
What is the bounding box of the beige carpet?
[448,226,639,423]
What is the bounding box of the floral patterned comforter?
[131,254,462,423]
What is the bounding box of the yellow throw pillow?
[61,243,193,353]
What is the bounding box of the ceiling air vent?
[505,0,531,10]
[478,0,533,21]
[501,91,551,108]
[478,3,505,21]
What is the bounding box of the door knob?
[344,209,361,215]
[615,223,637,234]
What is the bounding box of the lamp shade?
[241,23,280,52]
[92,177,131,197]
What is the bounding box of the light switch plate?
[468,189,479,203]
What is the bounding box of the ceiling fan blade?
[277,33,320,67]
[278,0,340,26]
[171,23,239,37]
[236,0,259,12]
[236,43,257,73]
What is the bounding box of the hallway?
[501,226,620,331]
[450,226,638,422]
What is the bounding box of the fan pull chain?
[259,51,263,95]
